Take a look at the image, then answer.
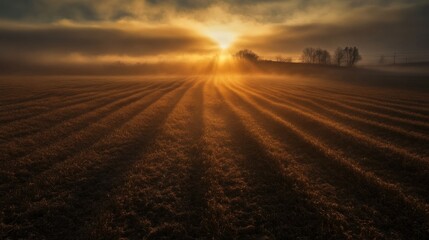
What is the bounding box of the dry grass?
[0,74,428,239]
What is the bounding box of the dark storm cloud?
[0,25,216,59]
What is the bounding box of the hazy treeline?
[301,48,331,65]
[235,47,362,67]
[300,46,362,66]
[234,49,260,62]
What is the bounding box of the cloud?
[0,24,217,61]
[232,2,429,62]
[0,0,428,66]
[0,0,424,23]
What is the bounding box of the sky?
[0,0,428,71]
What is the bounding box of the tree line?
[235,46,362,67]
[297,46,362,66]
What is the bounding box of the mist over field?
[1,0,429,239]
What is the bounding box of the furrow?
[261,83,429,129]
[194,79,274,239]
[228,82,429,194]
[296,86,429,122]
[302,85,429,110]
[0,82,166,161]
[0,80,191,239]
[0,82,182,187]
[0,81,126,115]
[83,80,206,239]
[224,82,429,216]
[229,83,428,166]
[215,79,386,238]
[235,81,429,143]
[0,84,137,124]
[0,85,146,143]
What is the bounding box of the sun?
[218,42,229,50]
[204,29,236,50]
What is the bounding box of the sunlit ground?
[1,70,428,239]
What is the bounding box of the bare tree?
[343,46,362,66]
[315,49,331,64]
[301,47,316,63]
[234,49,259,61]
[301,47,330,64]
[334,47,345,66]
[334,46,362,67]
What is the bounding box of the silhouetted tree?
[234,49,259,61]
[301,47,316,63]
[344,46,362,66]
[316,48,331,64]
[334,47,345,66]
[333,46,362,66]
[301,47,330,64]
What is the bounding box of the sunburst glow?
[204,29,236,50]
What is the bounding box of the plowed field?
[1,75,428,239]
